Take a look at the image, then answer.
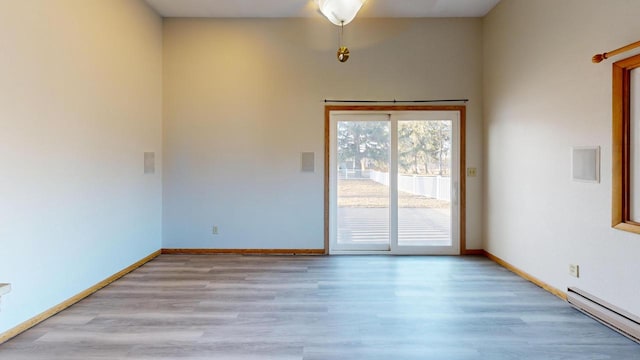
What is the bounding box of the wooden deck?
[338,207,451,245]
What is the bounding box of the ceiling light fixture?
[316,0,367,63]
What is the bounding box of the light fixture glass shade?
[317,0,366,26]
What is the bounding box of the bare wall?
[162,18,484,250]
[483,0,640,315]
[0,0,163,333]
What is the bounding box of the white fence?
[369,170,450,201]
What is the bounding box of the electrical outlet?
[569,264,579,278]
[467,167,477,177]
[212,226,219,235]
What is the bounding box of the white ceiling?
[145,0,501,18]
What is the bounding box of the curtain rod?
[593,40,640,63]
[324,99,468,104]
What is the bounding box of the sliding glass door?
[329,111,460,255]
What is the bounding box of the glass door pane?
[335,119,390,250]
[397,120,452,247]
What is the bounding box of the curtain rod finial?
[592,53,606,63]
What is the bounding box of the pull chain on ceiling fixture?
[337,22,349,62]
[316,0,367,63]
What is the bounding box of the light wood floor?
[1,255,638,359]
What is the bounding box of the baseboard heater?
[567,287,640,343]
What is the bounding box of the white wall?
[162,18,484,250]
[484,0,640,315]
[0,0,162,333]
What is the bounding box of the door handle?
[452,181,458,205]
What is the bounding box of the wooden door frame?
[324,105,468,254]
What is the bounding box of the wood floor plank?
[0,255,638,359]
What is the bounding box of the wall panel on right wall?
[483,0,640,316]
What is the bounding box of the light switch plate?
[569,264,580,278]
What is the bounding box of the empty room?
[1,0,639,358]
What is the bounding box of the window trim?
[612,53,640,233]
